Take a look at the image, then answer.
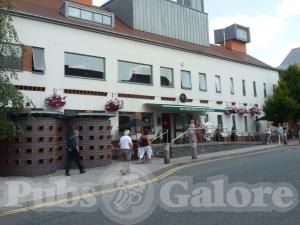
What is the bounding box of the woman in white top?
[266,123,272,145]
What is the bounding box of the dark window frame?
[263,83,267,98]
[118,60,153,86]
[253,81,257,97]
[215,75,222,93]
[160,67,174,88]
[230,77,235,95]
[64,52,106,80]
[199,73,207,92]
[32,47,46,74]
[2,43,23,71]
[181,70,192,90]
[242,79,246,96]
[67,5,113,27]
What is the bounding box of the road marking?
[0,146,297,217]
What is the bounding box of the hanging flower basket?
[238,107,249,114]
[249,106,261,115]
[105,98,124,112]
[225,105,240,114]
[45,94,66,108]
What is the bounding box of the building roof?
[9,0,276,71]
[279,47,300,70]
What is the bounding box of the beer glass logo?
[99,164,156,225]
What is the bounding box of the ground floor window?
[232,115,236,130]
[217,115,223,130]
[244,116,248,132]
[141,113,154,133]
[118,112,154,134]
[119,112,135,134]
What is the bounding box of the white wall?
[12,17,279,139]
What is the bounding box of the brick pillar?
[135,112,142,134]
[72,0,93,5]
[22,45,32,72]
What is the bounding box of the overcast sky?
[93,0,300,67]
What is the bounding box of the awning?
[145,104,226,113]
[255,116,268,122]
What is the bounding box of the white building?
[7,0,278,142]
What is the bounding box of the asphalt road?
[1,146,300,225]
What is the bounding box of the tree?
[263,81,298,125]
[279,65,300,103]
[0,0,25,140]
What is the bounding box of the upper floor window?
[215,75,222,93]
[237,28,248,41]
[66,2,113,27]
[68,7,80,18]
[81,10,93,21]
[242,80,246,96]
[253,81,257,97]
[171,0,192,7]
[2,44,22,71]
[181,70,192,90]
[160,67,174,87]
[118,61,152,85]
[32,47,45,73]
[64,52,105,79]
[199,73,207,91]
[230,77,234,95]
[263,83,267,98]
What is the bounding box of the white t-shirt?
[119,136,133,150]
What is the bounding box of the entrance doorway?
[162,113,171,143]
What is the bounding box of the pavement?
[0,140,298,210]
[1,142,300,225]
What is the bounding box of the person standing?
[188,120,197,144]
[138,130,152,163]
[277,124,283,144]
[204,120,213,143]
[65,130,85,176]
[266,123,272,145]
[119,129,133,175]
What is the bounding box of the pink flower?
[45,94,66,108]
[105,98,124,112]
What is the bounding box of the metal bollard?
[191,142,197,159]
[164,143,170,164]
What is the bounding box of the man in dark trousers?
[65,130,86,176]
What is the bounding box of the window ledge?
[118,81,153,86]
[65,75,106,81]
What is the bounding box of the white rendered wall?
[12,17,279,139]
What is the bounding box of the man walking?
[65,130,86,176]
[119,130,133,175]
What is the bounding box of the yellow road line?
[0,146,295,217]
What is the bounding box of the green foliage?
[263,65,300,124]
[279,65,300,103]
[263,81,298,125]
[0,0,25,140]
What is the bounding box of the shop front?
[146,104,226,144]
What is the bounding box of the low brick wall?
[0,113,113,177]
[152,142,263,158]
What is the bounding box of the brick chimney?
[220,40,247,53]
[214,24,250,54]
[71,0,93,6]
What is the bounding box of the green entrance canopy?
[145,104,226,113]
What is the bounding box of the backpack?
[66,137,76,153]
